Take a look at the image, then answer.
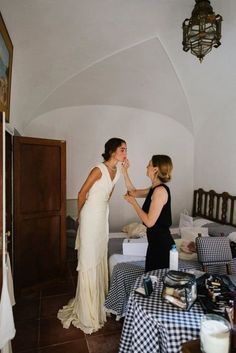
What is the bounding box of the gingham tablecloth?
[104,261,145,319]
[119,269,204,353]
[104,259,201,320]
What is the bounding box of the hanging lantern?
[182,0,223,62]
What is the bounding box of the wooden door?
[13,136,66,290]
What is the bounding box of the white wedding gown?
[58,163,120,334]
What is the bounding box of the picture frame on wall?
[0,12,13,123]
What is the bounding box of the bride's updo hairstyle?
[102,138,126,161]
[152,155,173,183]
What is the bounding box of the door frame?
[5,129,13,269]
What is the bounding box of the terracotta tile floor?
[12,259,123,353]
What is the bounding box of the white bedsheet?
[108,231,145,278]
[109,253,145,280]
[108,229,179,279]
[109,232,126,239]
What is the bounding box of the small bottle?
[169,244,178,270]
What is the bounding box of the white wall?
[195,111,236,195]
[24,105,194,230]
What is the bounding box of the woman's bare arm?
[124,186,168,227]
[122,159,149,198]
[128,188,150,198]
[77,167,102,218]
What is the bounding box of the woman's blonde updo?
[152,155,173,183]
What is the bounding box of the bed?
[108,232,146,278]
[105,188,236,319]
[193,188,236,226]
[108,227,180,279]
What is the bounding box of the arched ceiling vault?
[1,0,236,134]
[31,37,193,133]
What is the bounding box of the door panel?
[13,136,66,290]
[18,216,61,287]
[20,144,61,213]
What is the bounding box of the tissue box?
[122,238,148,256]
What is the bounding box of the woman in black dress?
[123,155,174,272]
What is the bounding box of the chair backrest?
[195,236,232,265]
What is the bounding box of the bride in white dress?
[58,138,127,334]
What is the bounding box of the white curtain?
[0,256,15,351]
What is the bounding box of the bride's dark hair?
[102,138,126,161]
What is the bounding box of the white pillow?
[193,218,213,227]
[228,232,236,242]
[122,222,146,237]
[180,227,208,240]
[179,212,193,228]
[174,239,198,261]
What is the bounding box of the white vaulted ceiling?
[1,0,236,134]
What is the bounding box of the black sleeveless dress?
[142,184,175,272]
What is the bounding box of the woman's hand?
[126,189,136,197]
[121,158,130,174]
[124,191,136,205]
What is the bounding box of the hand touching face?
[121,158,130,174]
[122,158,129,168]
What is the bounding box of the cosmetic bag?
[162,270,197,310]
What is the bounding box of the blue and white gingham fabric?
[119,269,204,353]
[104,261,145,319]
[105,258,236,321]
[104,259,202,319]
[196,237,232,265]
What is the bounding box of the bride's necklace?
[104,162,117,172]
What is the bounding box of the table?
[105,259,201,320]
[119,269,204,353]
[105,261,145,319]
